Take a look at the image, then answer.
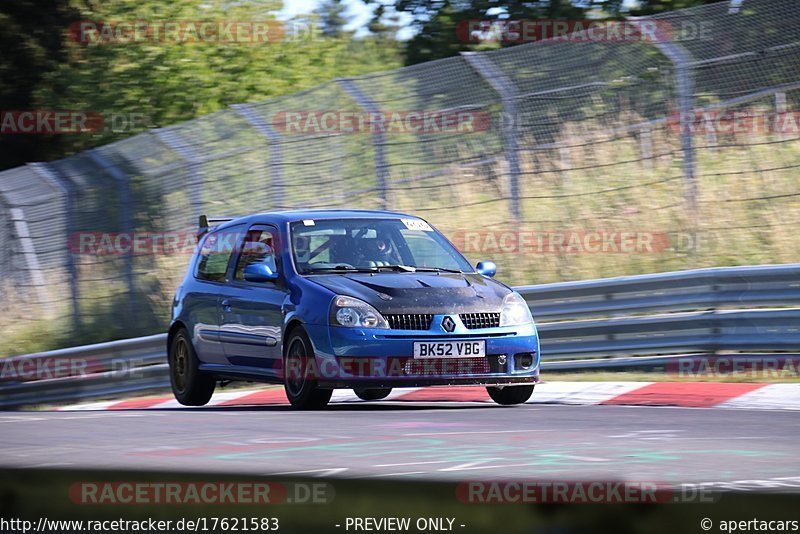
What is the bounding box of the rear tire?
[169,328,215,406]
[487,385,534,406]
[354,388,392,401]
[283,328,333,410]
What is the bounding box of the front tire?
[283,328,333,410]
[354,388,392,401]
[487,385,534,406]
[169,328,215,406]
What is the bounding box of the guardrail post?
[230,104,284,209]
[9,208,49,307]
[336,78,389,210]
[654,37,698,240]
[28,162,81,330]
[153,129,204,219]
[462,51,522,222]
[87,149,136,319]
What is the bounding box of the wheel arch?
[282,319,305,354]
[167,320,187,353]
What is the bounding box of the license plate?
[413,340,486,358]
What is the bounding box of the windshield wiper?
[305,265,376,273]
[306,265,464,274]
[411,266,464,273]
[376,265,463,274]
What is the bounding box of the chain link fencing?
[1,0,799,354]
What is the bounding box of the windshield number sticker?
[401,218,433,232]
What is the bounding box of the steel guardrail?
[1,263,798,408]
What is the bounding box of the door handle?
[221,299,232,311]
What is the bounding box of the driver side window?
[234,227,278,282]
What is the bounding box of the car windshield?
[290,218,473,275]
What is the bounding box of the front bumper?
[304,316,540,388]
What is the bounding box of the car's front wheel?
[284,328,333,410]
[354,388,392,401]
[486,385,534,406]
[169,328,216,406]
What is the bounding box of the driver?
[357,232,396,266]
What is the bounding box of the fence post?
[230,104,284,209]
[336,78,389,210]
[28,162,81,330]
[86,149,135,319]
[153,129,204,219]
[9,208,49,307]
[654,38,698,230]
[462,51,521,222]
[775,92,787,141]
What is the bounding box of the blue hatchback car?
[168,210,540,409]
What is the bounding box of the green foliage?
[380,0,721,64]
[0,0,402,169]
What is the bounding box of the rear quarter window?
[195,230,239,282]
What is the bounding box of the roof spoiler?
[197,215,234,241]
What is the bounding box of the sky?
[277,0,415,39]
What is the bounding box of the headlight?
[499,292,533,327]
[330,295,389,329]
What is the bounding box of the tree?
[320,0,348,38]
[0,0,82,170]
[0,0,402,170]
[605,0,722,16]
[367,4,403,41]
[378,0,722,64]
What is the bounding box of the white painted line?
[363,471,426,478]
[717,383,800,411]
[272,468,349,477]
[530,381,653,405]
[205,388,264,406]
[57,400,120,411]
[373,460,455,468]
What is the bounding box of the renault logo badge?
[441,316,456,332]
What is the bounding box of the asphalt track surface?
[3,402,800,489]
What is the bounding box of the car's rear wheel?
[169,328,215,406]
[284,328,333,410]
[486,385,534,406]
[354,388,392,401]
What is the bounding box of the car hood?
[307,272,510,314]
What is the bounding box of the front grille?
[385,314,434,330]
[404,357,490,376]
[459,312,501,329]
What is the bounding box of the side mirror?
[476,261,497,278]
[244,262,278,283]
